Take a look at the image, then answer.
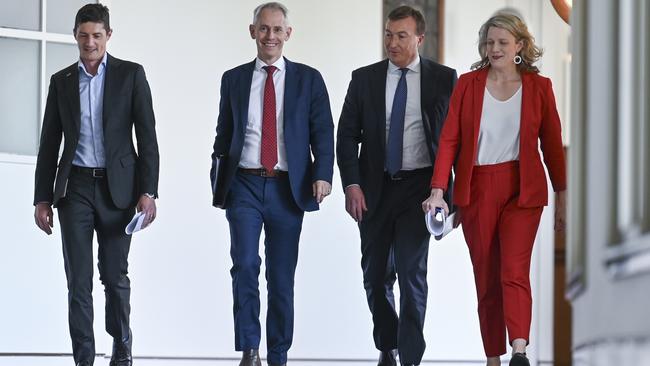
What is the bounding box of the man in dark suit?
[210,2,334,366]
[33,4,159,366]
[336,6,456,366]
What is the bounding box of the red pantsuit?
[461,161,541,356]
[431,68,566,357]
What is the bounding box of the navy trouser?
[225,171,304,365]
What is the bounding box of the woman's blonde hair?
[471,13,543,72]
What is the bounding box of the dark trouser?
[225,171,304,365]
[359,167,432,365]
[460,161,542,357]
[56,167,134,364]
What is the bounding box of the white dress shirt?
[385,56,431,171]
[239,57,288,170]
[476,85,522,165]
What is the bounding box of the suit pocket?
[120,154,137,167]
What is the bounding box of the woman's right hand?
[422,188,449,214]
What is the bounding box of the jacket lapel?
[520,72,533,146]
[472,68,488,155]
[64,64,81,135]
[371,60,388,154]
[283,57,298,137]
[237,60,255,141]
[102,54,116,132]
[420,57,435,160]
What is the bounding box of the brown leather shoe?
[378,349,398,366]
[239,349,262,366]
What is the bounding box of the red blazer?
[430,67,566,207]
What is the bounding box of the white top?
[476,85,522,165]
[240,57,288,170]
[385,56,431,170]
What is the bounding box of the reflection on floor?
[0,355,486,366]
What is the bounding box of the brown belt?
[238,168,288,178]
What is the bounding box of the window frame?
[605,0,650,279]
[0,0,100,161]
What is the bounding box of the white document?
[125,211,146,235]
[425,208,455,240]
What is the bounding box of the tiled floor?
[0,356,485,366]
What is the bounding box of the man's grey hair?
[252,2,289,25]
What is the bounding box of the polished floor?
[0,356,486,366]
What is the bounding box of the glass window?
[0,38,40,156]
[48,0,97,34]
[0,0,40,31]
[46,42,78,80]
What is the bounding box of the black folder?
[212,155,228,208]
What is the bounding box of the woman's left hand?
[422,188,449,214]
[554,190,566,232]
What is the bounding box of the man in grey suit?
[33,4,159,366]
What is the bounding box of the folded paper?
[425,207,455,240]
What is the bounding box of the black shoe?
[76,362,93,366]
[509,352,530,366]
[378,349,398,366]
[239,349,262,366]
[109,332,132,366]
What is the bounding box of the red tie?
[261,65,278,173]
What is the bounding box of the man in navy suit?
[210,3,334,366]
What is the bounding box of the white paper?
[125,211,146,235]
[425,208,455,239]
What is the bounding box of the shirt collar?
[255,56,285,72]
[388,55,421,74]
[78,52,108,77]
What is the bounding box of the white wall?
[0,0,570,363]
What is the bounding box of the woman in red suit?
[422,13,566,366]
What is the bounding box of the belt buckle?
[390,172,403,181]
[92,168,104,178]
[259,169,269,177]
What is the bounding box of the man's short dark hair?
[387,5,426,35]
[74,3,111,33]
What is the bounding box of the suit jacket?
[430,67,566,207]
[210,57,334,212]
[336,57,457,218]
[34,54,160,209]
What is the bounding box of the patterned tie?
[261,65,278,173]
[386,68,408,176]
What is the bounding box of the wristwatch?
[142,193,155,199]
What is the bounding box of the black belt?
[384,167,432,181]
[71,165,106,178]
[238,168,288,178]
